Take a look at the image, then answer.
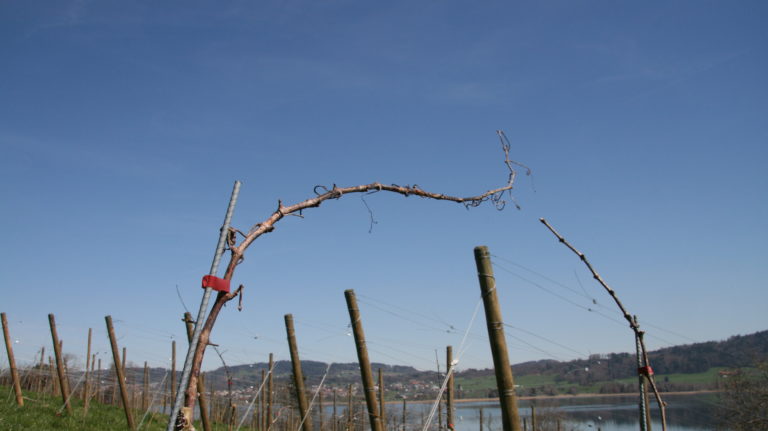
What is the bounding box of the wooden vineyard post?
[261,369,267,431]
[319,386,325,431]
[183,312,212,431]
[285,314,313,431]
[205,373,214,423]
[105,315,136,430]
[333,388,338,431]
[436,350,442,431]
[268,352,274,431]
[97,358,103,403]
[530,405,535,431]
[473,246,521,431]
[122,345,127,406]
[344,289,383,431]
[347,384,353,431]
[378,369,386,431]
[1,312,24,406]
[83,328,93,415]
[446,346,454,431]
[172,340,177,406]
[48,313,73,414]
[95,358,102,402]
[401,398,406,431]
[85,353,96,416]
[143,361,150,411]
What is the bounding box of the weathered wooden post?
[378,369,386,431]
[446,346,454,431]
[401,397,406,431]
[268,353,274,431]
[84,328,92,405]
[348,384,354,431]
[49,313,73,414]
[530,406,535,431]
[316,384,324,431]
[97,358,103,403]
[143,361,150,411]
[1,312,24,406]
[86,353,96,413]
[111,362,118,405]
[344,289,383,431]
[285,314,313,431]
[474,246,521,431]
[261,368,267,431]
[172,340,177,405]
[205,374,215,423]
[333,387,338,431]
[106,315,136,430]
[479,407,484,431]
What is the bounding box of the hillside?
[125,329,767,400]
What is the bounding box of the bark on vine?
[176,133,525,430]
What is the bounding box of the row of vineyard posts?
[4,144,662,431]
[1,246,580,431]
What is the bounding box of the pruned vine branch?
[539,217,668,431]
[177,137,526,430]
[226,140,521,275]
[539,218,636,330]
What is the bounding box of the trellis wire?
[234,358,278,431]
[421,296,483,431]
[295,362,333,431]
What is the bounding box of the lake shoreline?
[387,390,720,405]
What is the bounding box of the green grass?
[456,373,560,391]
[0,385,230,430]
[610,367,726,386]
[455,367,729,398]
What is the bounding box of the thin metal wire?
[137,370,169,430]
[421,297,483,431]
[234,357,279,431]
[296,362,333,431]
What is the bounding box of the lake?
[386,393,718,431]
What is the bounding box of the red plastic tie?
[638,366,654,376]
[202,275,230,293]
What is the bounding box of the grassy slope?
[455,367,725,397]
[0,385,229,431]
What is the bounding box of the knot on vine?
[314,184,344,199]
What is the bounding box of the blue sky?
[1,1,766,374]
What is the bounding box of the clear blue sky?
[1,1,766,374]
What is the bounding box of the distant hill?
[125,329,767,399]
[459,329,768,396]
[506,329,768,381]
